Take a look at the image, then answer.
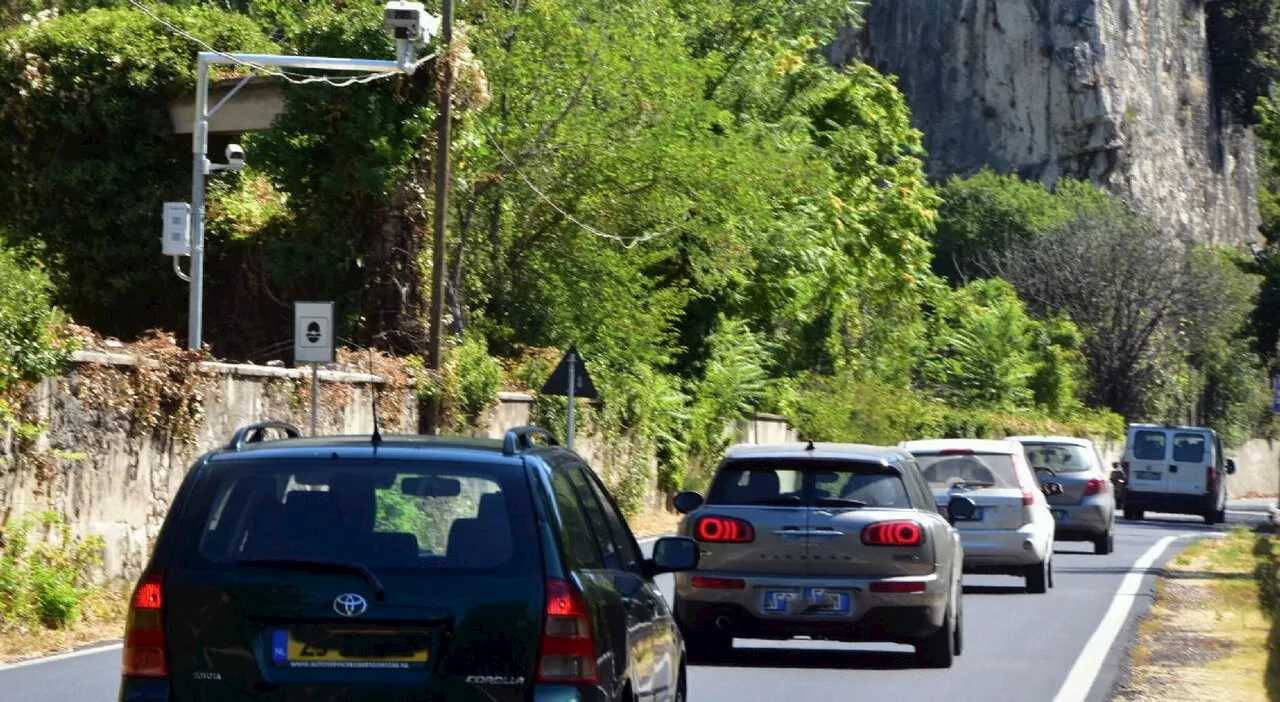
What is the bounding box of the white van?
[1115,423,1236,524]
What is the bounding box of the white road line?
[0,642,121,673]
[1051,533,1203,702]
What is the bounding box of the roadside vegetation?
[0,0,1276,658]
[1114,528,1280,701]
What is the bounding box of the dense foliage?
[6,0,1276,518]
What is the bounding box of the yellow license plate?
[272,629,431,668]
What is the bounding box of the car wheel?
[673,661,687,702]
[915,604,956,668]
[1123,506,1144,521]
[682,626,732,664]
[1025,560,1049,594]
[952,593,963,656]
[1093,530,1114,555]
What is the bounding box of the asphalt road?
[1,501,1269,702]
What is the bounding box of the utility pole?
[425,0,454,434]
[165,3,440,352]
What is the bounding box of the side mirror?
[1041,482,1063,497]
[946,495,977,524]
[1226,459,1237,475]
[649,536,699,575]
[673,491,704,515]
[1110,469,1126,484]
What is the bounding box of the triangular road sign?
[541,345,598,399]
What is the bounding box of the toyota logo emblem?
[333,593,368,617]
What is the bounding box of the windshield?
[1132,430,1167,460]
[914,453,1019,489]
[706,459,912,508]
[195,461,537,574]
[1021,443,1098,474]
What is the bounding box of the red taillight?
[537,579,597,684]
[122,575,167,677]
[695,515,755,543]
[870,581,927,593]
[1083,478,1106,496]
[939,448,974,455]
[1011,453,1038,506]
[862,520,924,546]
[1207,466,1218,486]
[691,576,746,589]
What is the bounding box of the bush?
[0,243,75,422]
[0,511,104,630]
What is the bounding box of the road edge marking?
[0,641,122,673]
[1051,532,1206,702]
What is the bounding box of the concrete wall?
[0,354,795,579]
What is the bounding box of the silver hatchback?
[670,443,974,668]
[1007,435,1116,554]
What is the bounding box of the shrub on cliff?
[0,511,104,630]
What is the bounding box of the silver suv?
[670,442,974,668]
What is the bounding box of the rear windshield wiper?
[815,497,867,508]
[234,558,388,602]
[950,480,995,490]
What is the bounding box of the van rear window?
[1172,433,1207,463]
[195,461,537,573]
[1132,431,1167,460]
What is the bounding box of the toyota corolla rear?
[673,452,951,644]
[119,456,565,702]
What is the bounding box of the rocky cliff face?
[835,0,1260,246]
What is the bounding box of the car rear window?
[915,453,1020,489]
[194,461,538,574]
[1022,444,1097,474]
[706,459,912,508]
[1172,433,1207,463]
[1131,430,1167,460]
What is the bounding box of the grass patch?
[1113,527,1279,701]
[628,507,682,539]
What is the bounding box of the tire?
[1025,560,1049,594]
[673,661,687,702]
[1093,530,1114,555]
[1123,506,1144,521]
[915,604,956,668]
[682,626,732,665]
[1214,507,1226,523]
[953,592,964,657]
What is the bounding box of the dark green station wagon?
[118,422,699,702]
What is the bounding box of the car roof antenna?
[368,345,383,447]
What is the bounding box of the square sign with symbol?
[294,301,334,364]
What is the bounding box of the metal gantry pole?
[187,56,210,351]
[566,351,576,451]
[183,51,413,352]
[426,0,454,434]
[311,363,319,436]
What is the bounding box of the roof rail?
[502,426,559,456]
[226,421,302,451]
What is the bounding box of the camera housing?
[384,1,439,44]
[225,143,245,171]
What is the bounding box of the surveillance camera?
[384,1,438,42]
[225,143,245,169]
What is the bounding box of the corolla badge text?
[466,675,525,685]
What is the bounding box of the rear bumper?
[673,571,949,642]
[119,677,172,702]
[1124,491,1214,516]
[958,524,1051,572]
[1048,500,1112,540]
[121,676,602,702]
